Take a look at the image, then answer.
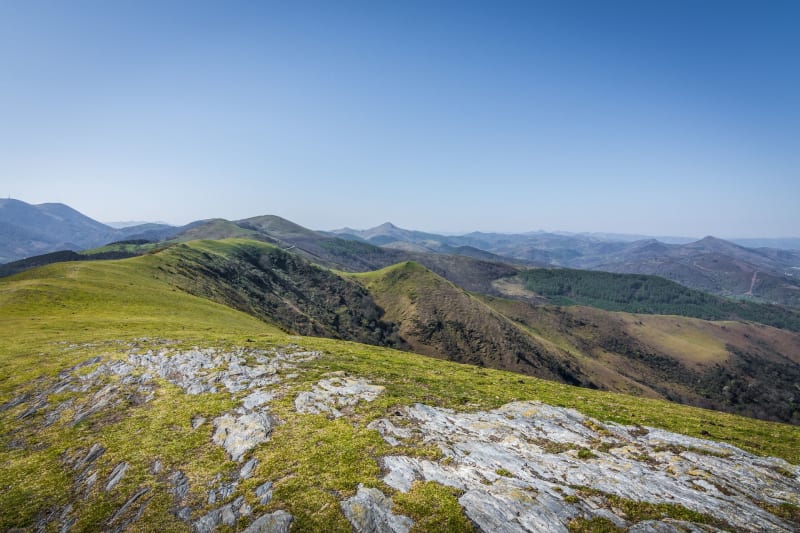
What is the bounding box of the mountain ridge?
[5,199,799,309]
[0,198,183,262]
[334,222,800,308]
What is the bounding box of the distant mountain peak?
[375,221,399,230]
[687,235,745,251]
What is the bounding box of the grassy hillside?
[482,297,800,423]
[173,218,267,243]
[1,251,798,531]
[0,244,159,279]
[519,267,800,331]
[350,261,800,424]
[155,239,404,348]
[7,243,795,424]
[352,262,588,386]
[0,254,282,388]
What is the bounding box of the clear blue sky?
[1,0,798,237]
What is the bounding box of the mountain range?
[2,199,800,531]
[4,200,800,423]
[4,199,800,310]
[0,198,189,263]
[332,222,800,308]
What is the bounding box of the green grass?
[571,487,731,529]
[1,246,799,531]
[392,481,474,532]
[757,502,800,528]
[568,516,624,532]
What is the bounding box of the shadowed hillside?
[154,239,405,348]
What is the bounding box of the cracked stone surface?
[371,401,800,532]
[212,412,274,462]
[340,484,413,533]
[123,346,319,464]
[255,482,273,505]
[295,376,385,417]
[126,347,319,395]
[193,496,245,533]
[104,462,128,491]
[241,510,294,533]
[30,345,312,532]
[240,458,259,480]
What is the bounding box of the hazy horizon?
[2,1,798,238]
[7,196,800,242]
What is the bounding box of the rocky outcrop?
[127,346,319,395]
[212,412,274,462]
[340,484,413,533]
[35,345,314,532]
[104,462,128,491]
[295,375,385,417]
[371,401,800,532]
[13,343,799,532]
[241,510,293,533]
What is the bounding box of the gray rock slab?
[125,346,319,400]
[105,462,128,491]
[73,443,105,470]
[169,471,189,502]
[374,401,800,532]
[241,510,294,533]
[255,481,273,505]
[295,377,384,417]
[242,390,275,410]
[107,487,149,526]
[240,458,258,479]
[340,484,413,533]
[212,412,273,462]
[628,520,723,533]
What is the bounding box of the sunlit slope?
[353,261,589,386]
[0,249,799,531]
[0,254,281,383]
[483,296,800,423]
[354,260,800,423]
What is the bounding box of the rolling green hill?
[1,244,799,531]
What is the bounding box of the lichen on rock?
[295,376,385,417]
[340,484,413,533]
[372,401,800,532]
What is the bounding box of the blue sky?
[1,1,798,237]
